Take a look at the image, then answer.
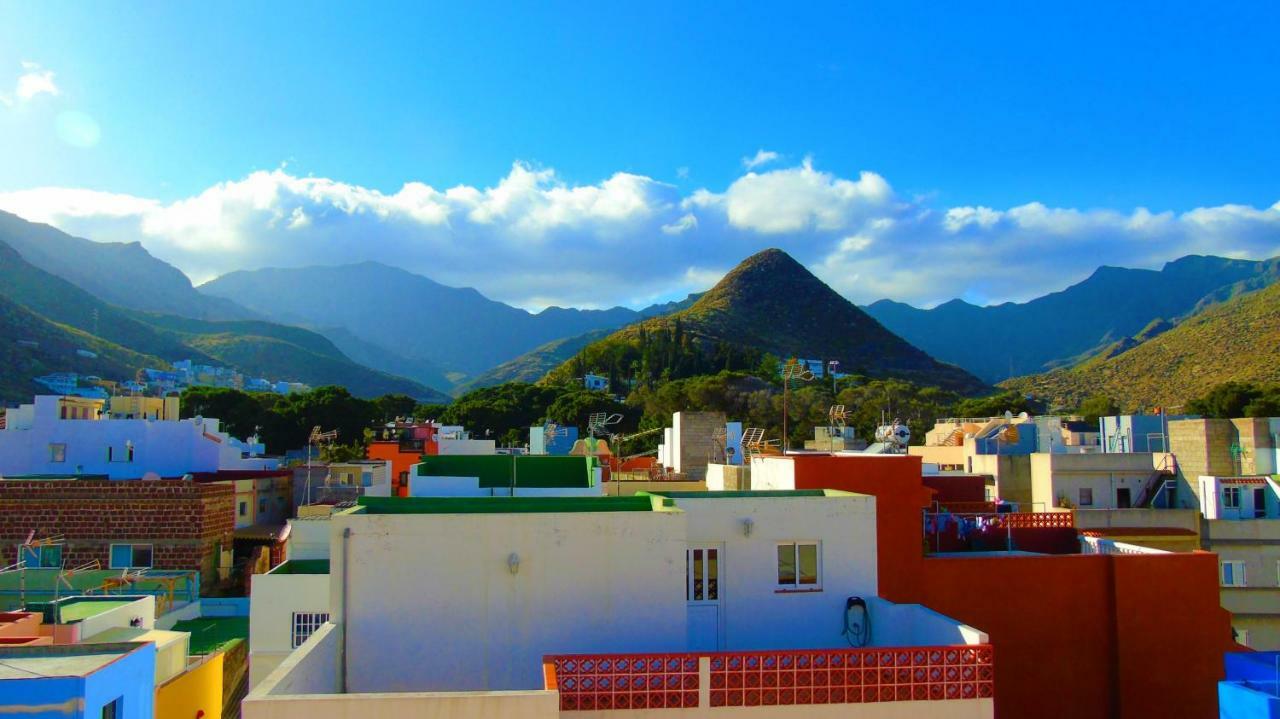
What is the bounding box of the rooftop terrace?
[0,642,144,679]
[171,616,248,655]
[414,454,597,488]
[355,494,668,515]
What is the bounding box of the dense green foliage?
[181,385,378,454]
[1186,382,1280,419]
[1076,395,1121,424]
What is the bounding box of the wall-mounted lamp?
[508,552,521,575]
[741,518,754,537]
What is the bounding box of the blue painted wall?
[0,644,155,719]
[1220,652,1280,719]
[545,426,578,456]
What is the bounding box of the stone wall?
[672,411,725,483]
[0,480,234,585]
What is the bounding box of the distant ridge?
[865,254,1280,383]
[546,248,987,394]
[1002,281,1280,409]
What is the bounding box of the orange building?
[780,453,1236,719]
[367,424,438,496]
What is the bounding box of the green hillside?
[1002,282,1280,409]
[457,328,612,394]
[545,248,987,394]
[0,237,446,401]
[0,295,168,402]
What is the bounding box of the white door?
[686,545,722,651]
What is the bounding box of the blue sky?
[1,2,1278,309]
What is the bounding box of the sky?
[0,1,1278,310]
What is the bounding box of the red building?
[367,423,439,496]
[771,453,1236,719]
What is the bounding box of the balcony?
[544,644,994,712]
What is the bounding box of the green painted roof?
[171,617,248,655]
[269,559,330,575]
[641,490,841,499]
[357,495,665,515]
[414,455,596,488]
[55,599,136,623]
[0,570,198,612]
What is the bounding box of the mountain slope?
[865,254,1280,383]
[198,262,701,383]
[1001,282,1280,409]
[0,295,169,402]
[457,328,614,393]
[0,210,256,321]
[0,235,446,401]
[547,249,987,394]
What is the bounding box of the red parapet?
[545,644,993,711]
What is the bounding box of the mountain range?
[0,212,447,402]
[864,254,1280,384]
[198,262,701,390]
[1002,279,1280,409]
[545,248,989,394]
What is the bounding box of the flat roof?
[56,599,137,623]
[642,490,850,499]
[269,559,330,575]
[170,617,248,655]
[0,643,143,679]
[356,495,666,515]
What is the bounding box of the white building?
[0,395,277,479]
[249,516,332,688]
[244,492,992,719]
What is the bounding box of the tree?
[179,387,267,440]
[372,394,419,423]
[1186,382,1264,419]
[1077,395,1120,424]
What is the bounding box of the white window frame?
[1221,560,1247,587]
[686,545,721,604]
[291,611,330,648]
[48,443,67,463]
[776,541,822,591]
[109,543,154,569]
[1223,486,1242,509]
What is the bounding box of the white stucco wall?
[438,439,497,455]
[287,518,332,561]
[407,474,603,497]
[330,507,688,693]
[250,568,330,688]
[0,397,276,478]
[672,494,878,650]
[73,595,155,639]
[746,458,796,490]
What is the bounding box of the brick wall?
[0,480,234,586]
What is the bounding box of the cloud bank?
[1,160,1278,310]
[1,61,60,107]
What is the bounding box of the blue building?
[0,642,156,718]
[1220,651,1280,718]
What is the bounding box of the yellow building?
[56,395,106,420]
[155,651,224,719]
[107,395,181,421]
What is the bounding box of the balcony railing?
[544,645,994,711]
[1079,536,1169,555]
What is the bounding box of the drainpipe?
[341,526,351,693]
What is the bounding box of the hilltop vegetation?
[546,248,987,395]
[1003,282,1280,410]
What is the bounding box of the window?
[1235,628,1250,647]
[686,547,719,602]
[1078,488,1094,506]
[48,443,66,463]
[238,501,247,517]
[101,698,121,719]
[20,544,62,568]
[777,542,820,590]
[109,544,153,569]
[1221,560,1247,587]
[258,498,267,515]
[1224,487,1242,509]
[292,612,330,648]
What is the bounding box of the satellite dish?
[1004,410,1014,421]
[1018,411,1030,421]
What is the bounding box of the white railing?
[1079,536,1169,555]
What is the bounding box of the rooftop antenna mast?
[828,404,848,452]
[710,426,728,464]
[306,426,339,505]
[587,412,622,439]
[781,358,815,453]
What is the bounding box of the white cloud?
[742,149,781,170]
[0,158,1278,311]
[13,61,59,102]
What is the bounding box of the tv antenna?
[781,359,816,453]
[306,426,340,505]
[710,426,728,464]
[741,427,780,461]
[828,404,848,451]
[587,412,622,438]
